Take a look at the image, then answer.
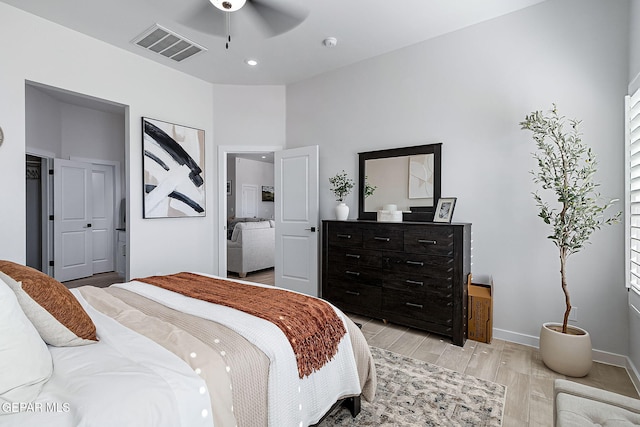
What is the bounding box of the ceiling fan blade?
[175,2,227,37]
[246,0,308,37]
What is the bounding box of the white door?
[53,159,93,282]
[241,184,259,217]
[91,164,115,274]
[275,146,319,296]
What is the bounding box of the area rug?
[323,346,506,426]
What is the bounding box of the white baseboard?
[626,358,640,395]
[493,327,634,368]
[493,327,539,349]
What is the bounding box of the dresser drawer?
[382,289,453,325]
[324,282,382,313]
[383,272,453,294]
[327,247,381,269]
[327,224,363,247]
[384,253,453,279]
[404,227,454,256]
[362,227,403,251]
[328,264,382,287]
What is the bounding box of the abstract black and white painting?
[142,117,205,218]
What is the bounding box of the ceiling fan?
[178,0,308,48]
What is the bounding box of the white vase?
[539,322,592,377]
[335,202,349,220]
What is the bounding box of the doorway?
[25,154,47,272]
[218,145,320,296]
[24,82,126,282]
[218,146,281,284]
[25,154,121,282]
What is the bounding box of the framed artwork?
[262,185,274,202]
[434,197,456,223]
[142,117,205,218]
[227,180,232,196]
[408,153,435,199]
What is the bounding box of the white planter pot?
[335,203,349,220]
[539,322,592,377]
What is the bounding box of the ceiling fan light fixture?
[209,0,246,12]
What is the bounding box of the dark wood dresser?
[321,220,471,346]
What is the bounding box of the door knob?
[305,226,316,232]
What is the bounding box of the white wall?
[26,85,125,181]
[0,3,215,278]
[212,84,286,147]
[60,103,124,164]
[25,86,62,156]
[630,0,640,93]
[287,0,630,357]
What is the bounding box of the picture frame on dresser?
[434,197,456,223]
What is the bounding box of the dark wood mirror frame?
[358,143,442,222]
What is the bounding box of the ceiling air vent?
[132,24,207,62]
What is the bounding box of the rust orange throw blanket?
[135,272,346,378]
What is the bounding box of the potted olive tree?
[520,105,620,377]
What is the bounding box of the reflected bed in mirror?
[358,143,441,222]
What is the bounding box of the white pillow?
[0,275,52,409]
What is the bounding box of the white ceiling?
[4,0,544,85]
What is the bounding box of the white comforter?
[1,275,363,427]
[113,276,362,427]
[0,289,212,427]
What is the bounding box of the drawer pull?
[417,239,437,245]
[405,279,424,286]
[374,236,390,242]
[406,260,424,266]
[345,270,361,276]
[337,233,352,239]
[345,290,360,296]
[345,253,361,259]
[405,302,424,309]
[447,302,453,307]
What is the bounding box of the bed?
[0,261,376,427]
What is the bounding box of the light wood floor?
[63,271,124,288]
[242,269,640,426]
[227,268,275,285]
[65,268,639,426]
[347,313,640,427]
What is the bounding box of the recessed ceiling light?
[245,59,258,66]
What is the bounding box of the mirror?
[358,143,441,222]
